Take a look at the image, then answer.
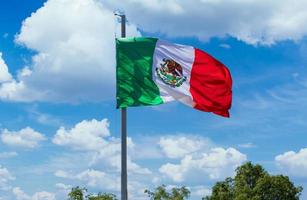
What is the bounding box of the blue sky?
[1,0,307,199]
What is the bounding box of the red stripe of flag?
[190,48,232,117]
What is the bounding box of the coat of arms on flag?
[156,58,187,88]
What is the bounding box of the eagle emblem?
[156,58,187,87]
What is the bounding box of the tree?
[253,175,303,200]
[204,162,303,200]
[203,177,234,200]
[233,162,268,199]
[145,185,190,200]
[68,187,87,200]
[67,187,117,200]
[87,192,117,200]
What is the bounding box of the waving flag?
[116,37,232,117]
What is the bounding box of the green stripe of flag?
[116,37,163,108]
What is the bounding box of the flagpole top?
[114,11,125,17]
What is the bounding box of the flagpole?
[116,14,128,200]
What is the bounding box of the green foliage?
[87,192,117,200]
[253,175,303,200]
[68,187,117,200]
[205,162,303,200]
[68,187,87,200]
[203,178,234,200]
[145,185,190,200]
[234,162,268,199]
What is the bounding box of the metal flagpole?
[116,14,128,200]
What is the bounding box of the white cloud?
[54,170,70,178]
[54,168,153,199]
[76,169,118,190]
[159,147,246,182]
[275,148,307,177]
[190,185,211,199]
[89,140,151,175]
[53,118,151,175]
[27,105,62,126]
[130,137,164,160]
[238,142,257,148]
[1,127,46,148]
[12,187,55,200]
[12,187,30,200]
[0,0,140,103]
[54,183,71,200]
[0,166,15,191]
[52,119,110,151]
[32,191,55,200]
[55,169,120,191]
[47,118,154,199]
[0,152,18,159]
[55,183,71,191]
[219,44,231,49]
[0,79,29,101]
[0,52,12,83]
[105,0,307,45]
[159,136,213,159]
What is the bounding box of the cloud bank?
[105,0,307,45]
[0,0,139,103]
[1,127,46,149]
[276,148,307,177]
[159,147,247,182]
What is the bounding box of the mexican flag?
[116,37,232,117]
